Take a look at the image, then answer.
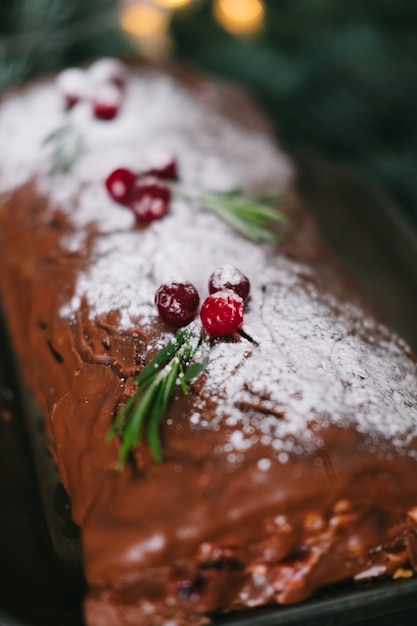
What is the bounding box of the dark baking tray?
[1,160,417,626]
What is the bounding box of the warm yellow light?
[214,0,265,36]
[119,2,169,38]
[153,0,192,8]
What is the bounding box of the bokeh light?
[213,0,265,36]
[153,0,193,8]
[119,2,170,38]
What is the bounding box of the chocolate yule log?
[1,59,417,626]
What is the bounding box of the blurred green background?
[1,0,417,232]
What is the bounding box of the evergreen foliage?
[0,0,129,88]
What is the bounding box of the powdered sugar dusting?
[213,265,244,287]
[1,64,417,464]
[200,273,417,460]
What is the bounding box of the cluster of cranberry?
[105,154,177,223]
[56,58,127,120]
[155,265,251,338]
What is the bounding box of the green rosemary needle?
[43,123,286,243]
[107,326,210,470]
[42,123,84,174]
[175,186,286,243]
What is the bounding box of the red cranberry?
[200,291,244,338]
[129,176,171,222]
[208,265,250,302]
[145,150,178,181]
[93,83,122,120]
[155,281,200,326]
[56,68,89,110]
[64,94,79,111]
[88,58,126,90]
[105,168,136,204]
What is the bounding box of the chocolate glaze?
[1,63,417,626]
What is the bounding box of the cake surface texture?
[1,60,417,626]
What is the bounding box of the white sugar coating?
[87,57,127,87]
[1,64,417,464]
[94,82,122,106]
[0,84,63,193]
[0,69,292,200]
[217,265,245,284]
[56,67,91,99]
[201,272,417,458]
[258,458,272,471]
[210,264,249,291]
[59,194,273,327]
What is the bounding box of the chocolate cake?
[1,59,417,626]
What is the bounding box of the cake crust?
[1,62,417,626]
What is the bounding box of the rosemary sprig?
[107,326,210,470]
[43,124,286,241]
[42,123,84,174]
[176,186,286,243]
